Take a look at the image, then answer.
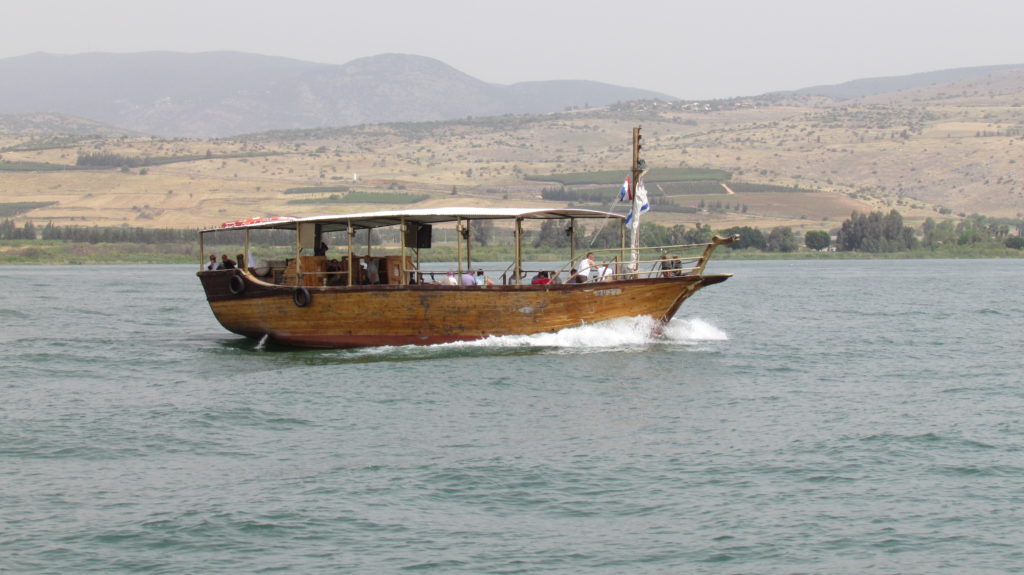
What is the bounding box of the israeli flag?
[624,182,651,226]
[617,177,630,202]
[636,181,651,214]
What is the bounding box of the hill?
[2,62,1023,236]
[0,51,673,138]
[788,64,1024,100]
[0,113,135,137]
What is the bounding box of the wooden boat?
[197,129,736,348]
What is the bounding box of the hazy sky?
[4,0,1023,99]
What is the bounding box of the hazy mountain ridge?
[0,51,672,137]
[789,63,1024,100]
[0,112,133,137]
[4,53,1023,227]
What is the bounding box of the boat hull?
[198,271,731,348]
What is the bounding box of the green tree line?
[836,209,917,252]
[1,220,201,243]
[830,210,1024,253]
[0,220,39,240]
[5,210,1023,256]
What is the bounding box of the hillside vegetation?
[1,67,1023,240]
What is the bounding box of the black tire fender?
[228,273,246,295]
[293,287,311,307]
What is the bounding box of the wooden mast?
[629,126,644,274]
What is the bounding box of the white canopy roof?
[204,207,624,232]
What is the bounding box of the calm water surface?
[1,260,1022,574]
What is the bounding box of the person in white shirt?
[206,254,221,270]
[578,252,595,282]
[362,257,379,284]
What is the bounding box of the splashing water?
[243,318,728,361]
[661,317,729,342]
[442,316,728,350]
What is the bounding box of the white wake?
[444,316,728,350]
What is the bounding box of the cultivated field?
[2,70,1022,234]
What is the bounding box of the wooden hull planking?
[198,271,731,348]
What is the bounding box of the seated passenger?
[461,270,477,286]
[531,271,552,285]
[658,254,673,277]
[670,256,684,276]
[220,254,236,269]
[324,259,342,284]
[206,254,221,270]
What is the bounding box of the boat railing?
[550,237,735,282]
[499,262,516,285]
[209,235,736,287]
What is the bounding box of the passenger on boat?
[206,254,221,271]
[324,259,343,284]
[670,256,684,276]
[658,254,673,277]
[445,271,459,285]
[314,241,328,256]
[565,268,580,283]
[362,257,379,284]
[221,254,236,269]
[578,253,596,282]
[475,269,494,286]
[531,271,552,285]
[461,271,477,286]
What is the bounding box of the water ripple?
[3,262,1024,574]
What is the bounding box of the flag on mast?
[624,181,651,225]
[637,181,650,214]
